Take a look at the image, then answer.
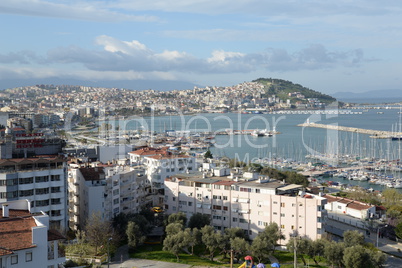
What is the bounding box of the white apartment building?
[68,166,106,230]
[0,156,68,230]
[164,173,327,243]
[128,147,196,206]
[68,164,148,229]
[0,200,66,268]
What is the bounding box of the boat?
[251,130,264,137]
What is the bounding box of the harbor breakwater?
[298,122,402,138]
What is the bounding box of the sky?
[1,0,402,94]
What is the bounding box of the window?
[280,213,285,217]
[273,201,278,204]
[35,188,49,195]
[172,197,176,201]
[239,218,247,223]
[51,198,61,205]
[233,217,238,222]
[19,189,34,197]
[292,203,296,207]
[35,200,49,207]
[291,225,295,230]
[51,187,61,193]
[213,205,222,210]
[19,177,33,184]
[223,206,228,211]
[35,176,49,183]
[273,212,277,215]
[280,224,285,229]
[51,175,60,181]
[11,255,18,264]
[212,215,222,220]
[223,196,228,200]
[281,202,285,207]
[113,198,119,205]
[255,189,260,193]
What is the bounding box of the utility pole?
[230,249,233,268]
[294,235,297,268]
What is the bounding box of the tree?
[286,237,310,266]
[221,227,248,258]
[201,225,224,261]
[382,188,402,207]
[324,241,345,268]
[250,236,270,263]
[204,150,213,159]
[182,228,200,255]
[163,231,187,262]
[126,221,146,251]
[257,222,284,253]
[166,222,184,236]
[167,212,187,226]
[370,250,387,267]
[84,212,114,255]
[306,238,326,265]
[343,230,365,248]
[343,245,372,268]
[188,213,211,229]
[230,237,249,263]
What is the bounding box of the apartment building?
[68,164,148,229]
[0,200,65,268]
[0,156,68,230]
[128,147,196,205]
[164,173,327,243]
[68,166,106,230]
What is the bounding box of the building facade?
[0,156,68,230]
[164,173,327,243]
[68,164,148,229]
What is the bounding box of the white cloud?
[44,36,366,74]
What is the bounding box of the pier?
[298,122,402,138]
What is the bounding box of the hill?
[253,78,337,104]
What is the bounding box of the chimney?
[2,204,9,218]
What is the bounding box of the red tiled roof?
[0,209,31,220]
[79,167,105,181]
[146,154,189,160]
[0,217,37,256]
[129,147,169,156]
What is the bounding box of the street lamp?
[107,237,112,268]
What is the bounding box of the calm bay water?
[119,109,402,161]
[111,108,402,191]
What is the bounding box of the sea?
[105,107,402,191]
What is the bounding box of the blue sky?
[1,0,401,94]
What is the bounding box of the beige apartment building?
[164,173,327,244]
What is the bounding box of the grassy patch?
[130,244,230,267]
[274,251,328,268]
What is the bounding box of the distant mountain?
[333,89,402,103]
[0,78,199,91]
[253,78,337,104]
